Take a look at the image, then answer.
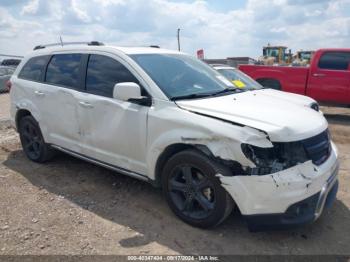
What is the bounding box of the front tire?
[18,115,55,163]
[162,149,234,228]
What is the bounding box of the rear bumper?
[244,168,339,231]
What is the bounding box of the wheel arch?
[153,143,213,188]
[256,78,282,90]
[15,109,32,130]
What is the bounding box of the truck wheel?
[257,78,281,90]
[18,115,55,163]
[162,149,234,228]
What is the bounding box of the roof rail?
[33,41,104,50]
[150,45,160,48]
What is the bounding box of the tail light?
[5,80,12,92]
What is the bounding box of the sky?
[0,0,349,59]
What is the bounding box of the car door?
[76,53,150,175]
[16,55,52,133]
[307,51,350,104]
[40,53,85,152]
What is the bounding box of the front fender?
[146,104,272,180]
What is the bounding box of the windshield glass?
[130,54,236,100]
[216,68,263,90]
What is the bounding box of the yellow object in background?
[232,80,246,89]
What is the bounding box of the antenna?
[59,36,63,47]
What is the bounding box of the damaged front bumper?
[244,165,338,231]
[219,142,339,230]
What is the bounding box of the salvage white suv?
[10,42,339,230]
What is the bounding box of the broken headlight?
[241,142,309,176]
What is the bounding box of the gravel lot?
[0,93,10,121]
[0,92,349,255]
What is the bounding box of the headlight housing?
[241,142,309,176]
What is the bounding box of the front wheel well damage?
[154,143,245,187]
[154,143,198,187]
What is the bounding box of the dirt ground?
[0,93,10,121]
[0,92,349,255]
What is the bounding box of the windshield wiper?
[209,87,239,96]
[171,88,239,101]
[170,93,213,101]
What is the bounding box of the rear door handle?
[312,73,326,77]
[34,90,45,97]
[79,101,94,108]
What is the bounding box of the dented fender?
[146,100,272,180]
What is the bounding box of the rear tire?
[162,149,234,228]
[18,115,55,163]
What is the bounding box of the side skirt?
[50,145,149,182]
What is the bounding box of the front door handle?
[34,90,45,97]
[79,101,94,108]
[312,73,326,77]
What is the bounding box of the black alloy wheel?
[19,116,55,163]
[168,165,216,220]
[162,149,234,228]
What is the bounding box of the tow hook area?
[244,178,338,232]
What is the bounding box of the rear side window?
[18,56,49,81]
[86,54,138,97]
[45,54,82,88]
[318,52,350,70]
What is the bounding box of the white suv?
[10,42,339,230]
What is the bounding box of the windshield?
[130,54,236,100]
[216,68,263,90]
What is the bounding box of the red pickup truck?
[239,48,350,106]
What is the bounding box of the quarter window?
[86,54,138,98]
[18,56,49,81]
[318,52,350,70]
[45,54,82,88]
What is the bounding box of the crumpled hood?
[176,89,328,142]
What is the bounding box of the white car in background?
[212,64,264,91]
[9,42,339,230]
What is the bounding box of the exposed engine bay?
[241,129,331,176]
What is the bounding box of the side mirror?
[113,82,152,106]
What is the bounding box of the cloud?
[21,0,39,15]
[0,0,349,58]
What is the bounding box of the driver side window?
[86,54,139,98]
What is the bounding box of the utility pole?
[177,28,181,51]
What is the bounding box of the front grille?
[301,129,331,165]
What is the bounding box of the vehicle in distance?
[212,64,263,90]
[1,58,21,67]
[0,66,15,93]
[239,48,350,106]
[10,42,339,230]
